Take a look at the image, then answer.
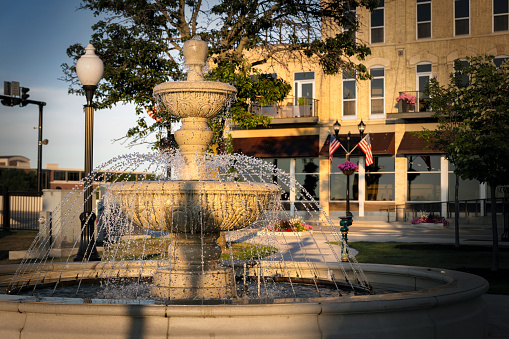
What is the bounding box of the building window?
[295,158,319,201]
[494,0,509,32]
[448,161,480,201]
[294,71,315,116]
[366,156,395,201]
[494,55,509,67]
[343,2,357,39]
[454,59,469,87]
[68,171,80,182]
[417,0,432,39]
[371,0,384,43]
[343,70,356,117]
[263,158,319,202]
[416,62,432,112]
[370,67,384,117]
[54,171,66,181]
[407,155,441,201]
[455,0,469,35]
[330,156,359,201]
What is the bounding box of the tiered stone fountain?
[109,37,279,299]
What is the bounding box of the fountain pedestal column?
[151,233,236,299]
[174,117,214,180]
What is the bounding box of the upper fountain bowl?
[153,81,237,119]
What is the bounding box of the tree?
[421,56,509,271]
[61,0,378,149]
[0,169,37,191]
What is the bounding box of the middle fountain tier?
[108,37,280,300]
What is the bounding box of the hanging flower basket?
[338,161,358,175]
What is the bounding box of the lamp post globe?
[74,43,103,262]
[333,120,341,139]
[358,119,366,138]
[76,44,104,86]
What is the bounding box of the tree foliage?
[61,0,378,149]
[420,55,509,270]
[423,56,509,187]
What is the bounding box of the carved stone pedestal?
[150,233,236,300]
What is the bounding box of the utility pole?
[2,81,47,193]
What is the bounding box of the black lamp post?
[334,119,366,261]
[334,119,366,217]
[74,44,103,262]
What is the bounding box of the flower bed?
[261,216,313,236]
[411,211,449,227]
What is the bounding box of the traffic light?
[1,97,21,106]
[21,87,30,106]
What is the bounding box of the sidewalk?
[238,219,509,338]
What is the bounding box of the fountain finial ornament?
[153,36,237,180]
[183,36,208,81]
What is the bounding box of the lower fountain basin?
[0,262,488,339]
[108,180,280,233]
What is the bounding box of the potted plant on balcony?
[297,97,311,117]
[338,161,358,175]
[396,93,416,112]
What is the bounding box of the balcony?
[249,96,319,124]
[387,91,435,120]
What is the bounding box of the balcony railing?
[249,96,319,119]
[397,91,431,113]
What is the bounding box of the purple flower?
[338,161,359,172]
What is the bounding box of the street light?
[74,44,103,262]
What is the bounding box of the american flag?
[329,134,341,162]
[359,133,373,166]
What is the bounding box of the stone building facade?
[230,0,509,220]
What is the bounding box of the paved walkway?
[230,219,509,338]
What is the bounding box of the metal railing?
[397,91,431,113]
[388,198,507,222]
[249,96,319,119]
[1,187,42,231]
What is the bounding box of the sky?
[0,0,156,170]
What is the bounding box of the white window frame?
[343,3,357,41]
[493,0,509,32]
[293,71,315,117]
[454,0,470,36]
[416,0,432,39]
[370,0,385,44]
[342,70,357,119]
[416,62,433,112]
[369,66,385,118]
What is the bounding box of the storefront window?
[330,156,359,201]
[262,158,319,201]
[366,156,395,201]
[296,158,319,200]
[407,155,441,201]
[448,162,480,200]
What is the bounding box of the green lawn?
[350,241,509,295]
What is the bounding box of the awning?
[397,132,442,155]
[232,135,319,157]
[319,132,395,157]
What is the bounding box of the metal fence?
[1,187,42,231]
[390,198,508,222]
